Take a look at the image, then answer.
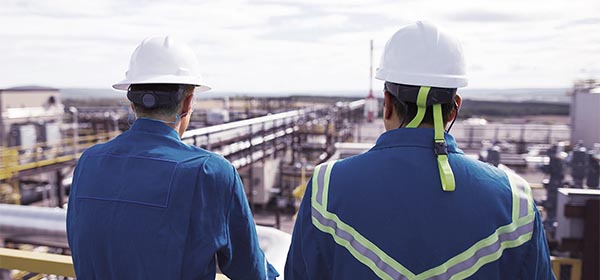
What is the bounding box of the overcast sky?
[1,0,599,93]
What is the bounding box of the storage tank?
[0,86,64,147]
[570,80,600,149]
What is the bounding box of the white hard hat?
[113,36,211,92]
[375,21,467,88]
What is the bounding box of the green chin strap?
[433,103,456,191]
[405,86,456,192]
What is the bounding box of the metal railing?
[451,123,570,149]
[182,100,363,146]
[0,131,119,180]
[0,100,365,180]
[0,247,581,280]
[0,247,75,278]
[0,247,231,279]
[183,108,316,139]
[181,106,334,169]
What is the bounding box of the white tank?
[570,81,600,149]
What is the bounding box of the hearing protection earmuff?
[127,85,187,109]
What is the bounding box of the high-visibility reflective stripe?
[447,222,533,280]
[419,218,534,279]
[505,171,533,220]
[518,184,529,219]
[311,161,535,280]
[406,87,430,128]
[322,162,335,211]
[312,207,409,280]
[314,164,327,206]
[311,162,415,279]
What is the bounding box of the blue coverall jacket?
[285,128,554,280]
[67,118,278,279]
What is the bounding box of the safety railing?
[180,100,364,166]
[0,247,231,279]
[2,247,579,280]
[0,100,366,181]
[181,106,329,169]
[0,247,75,278]
[452,123,570,149]
[551,256,582,280]
[181,100,364,145]
[0,131,119,180]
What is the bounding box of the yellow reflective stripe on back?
[310,161,536,280]
[505,170,534,221]
[311,218,394,280]
[510,175,521,222]
[417,217,534,279]
[312,211,410,280]
[311,164,322,207]
[322,162,335,211]
[311,161,415,279]
[448,231,534,280]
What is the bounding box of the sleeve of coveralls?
[66,153,87,254]
[285,178,324,279]
[217,165,279,280]
[519,207,556,280]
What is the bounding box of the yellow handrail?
[0,131,119,154]
[0,248,230,279]
[0,131,120,180]
[0,248,75,277]
[551,256,582,280]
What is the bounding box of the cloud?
[446,10,530,22]
[0,0,599,91]
[259,15,348,42]
[0,0,113,18]
[256,3,399,43]
[557,17,600,29]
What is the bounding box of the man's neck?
[137,115,183,136]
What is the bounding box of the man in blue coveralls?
[285,22,555,279]
[67,36,278,279]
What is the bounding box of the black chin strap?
[445,101,460,133]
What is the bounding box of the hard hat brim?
[375,68,468,88]
[113,75,211,92]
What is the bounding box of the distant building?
[0,86,64,147]
[206,108,230,125]
[570,79,600,149]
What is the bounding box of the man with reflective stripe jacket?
[285,22,554,280]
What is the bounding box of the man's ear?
[384,91,395,120]
[182,93,194,113]
[449,94,462,122]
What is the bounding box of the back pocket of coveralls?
[76,154,177,208]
